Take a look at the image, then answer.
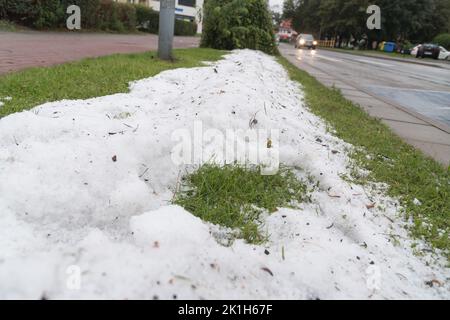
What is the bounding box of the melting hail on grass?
[0,50,448,299]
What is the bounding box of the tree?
[289,0,322,35]
[283,0,450,43]
[319,0,368,40]
[201,0,278,54]
[271,10,282,27]
[282,0,297,19]
[371,0,440,42]
[432,0,450,34]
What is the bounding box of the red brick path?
[0,31,200,75]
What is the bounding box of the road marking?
[365,85,450,94]
[313,54,392,66]
[353,58,393,67]
[315,55,342,63]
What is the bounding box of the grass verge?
[0,48,226,118]
[174,164,308,244]
[278,56,450,260]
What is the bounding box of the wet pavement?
[282,45,450,128]
[0,31,200,75]
[279,43,450,165]
[365,86,450,127]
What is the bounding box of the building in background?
[117,0,204,33]
[277,19,297,43]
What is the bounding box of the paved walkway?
[0,31,200,75]
[280,44,450,166]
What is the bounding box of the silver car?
[295,34,317,49]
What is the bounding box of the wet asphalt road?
[279,44,450,127]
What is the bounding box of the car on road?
[415,43,441,59]
[295,34,317,50]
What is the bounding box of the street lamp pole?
[158,0,176,60]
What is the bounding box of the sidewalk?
[281,50,450,166]
[0,31,199,75]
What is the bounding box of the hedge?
[200,0,277,55]
[136,4,159,33]
[433,33,450,50]
[135,5,197,36]
[0,0,196,35]
[175,19,197,36]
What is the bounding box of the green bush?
[1,0,197,34]
[96,0,121,31]
[201,0,277,55]
[1,0,40,27]
[135,4,197,36]
[175,19,197,36]
[0,0,6,19]
[135,4,159,33]
[433,33,450,50]
[116,2,136,31]
[34,0,65,29]
[2,0,139,32]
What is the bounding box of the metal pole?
[158,0,176,60]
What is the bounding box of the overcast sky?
[269,0,284,12]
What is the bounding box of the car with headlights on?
[295,34,317,49]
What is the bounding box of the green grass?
[174,164,308,244]
[278,56,450,260]
[0,48,226,118]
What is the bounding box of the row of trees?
[282,0,450,43]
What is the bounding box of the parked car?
[438,46,450,60]
[295,34,317,49]
[415,43,441,59]
[410,44,420,57]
